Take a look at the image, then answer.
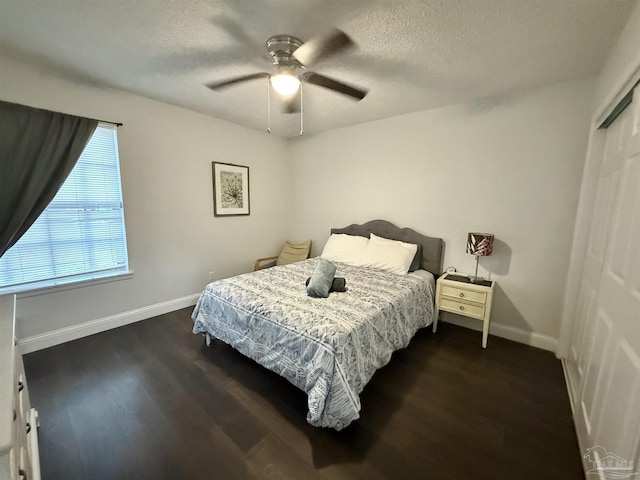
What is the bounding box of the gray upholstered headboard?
[330,219,444,277]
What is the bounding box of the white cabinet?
[432,273,496,348]
[0,295,40,480]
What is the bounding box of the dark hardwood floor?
[23,307,584,480]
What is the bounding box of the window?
[0,124,129,293]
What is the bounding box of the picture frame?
[212,162,250,216]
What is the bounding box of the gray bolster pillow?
[306,259,336,298]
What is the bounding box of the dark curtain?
[0,101,98,257]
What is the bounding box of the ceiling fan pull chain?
[299,82,304,136]
[267,77,272,134]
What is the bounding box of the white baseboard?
[442,315,558,352]
[491,322,557,352]
[18,293,200,354]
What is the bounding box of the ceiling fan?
[205,29,369,117]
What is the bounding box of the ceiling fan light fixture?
[270,72,300,96]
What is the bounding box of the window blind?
[0,124,129,291]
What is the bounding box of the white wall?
[287,78,595,348]
[0,55,291,341]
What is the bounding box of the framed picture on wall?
[212,162,250,216]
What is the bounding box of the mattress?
[192,257,434,430]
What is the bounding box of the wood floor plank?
[130,318,270,454]
[105,322,250,479]
[22,347,85,480]
[23,307,584,480]
[55,336,144,480]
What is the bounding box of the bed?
[191,220,443,430]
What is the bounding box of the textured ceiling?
[0,0,635,137]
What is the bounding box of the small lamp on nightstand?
[466,232,494,283]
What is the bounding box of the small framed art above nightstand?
[432,272,496,348]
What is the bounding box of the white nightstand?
[432,272,496,348]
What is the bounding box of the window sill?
[0,270,134,299]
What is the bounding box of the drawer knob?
[26,421,31,434]
[459,292,464,298]
[18,381,24,392]
[19,468,27,480]
[459,305,465,311]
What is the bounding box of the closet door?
[567,84,640,474]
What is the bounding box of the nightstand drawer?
[441,285,487,304]
[439,298,486,319]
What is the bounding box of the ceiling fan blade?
[292,28,354,67]
[205,73,269,90]
[282,92,301,114]
[302,72,368,100]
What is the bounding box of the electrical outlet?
[209,271,215,281]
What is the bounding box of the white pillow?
[360,233,418,275]
[321,234,369,265]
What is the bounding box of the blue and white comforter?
[191,257,434,430]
